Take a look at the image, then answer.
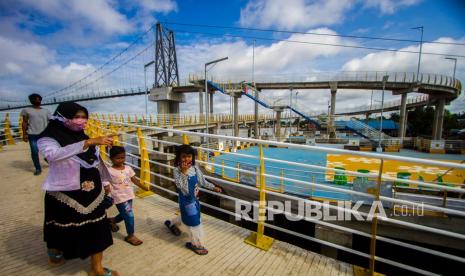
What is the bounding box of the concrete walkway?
[0,143,353,275]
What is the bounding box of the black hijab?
[39,102,97,164]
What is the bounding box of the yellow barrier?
[182,134,189,145]
[135,128,154,198]
[18,116,23,141]
[4,114,15,145]
[244,144,274,250]
[97,121,108,163]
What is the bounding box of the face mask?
[56,111,88,131]
[63,118,88,131]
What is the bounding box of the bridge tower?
[149,23,185,114]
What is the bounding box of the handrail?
[99,119,465,170]
[82,117,465,274]
[189,71,460,90]
[337,94,430,115]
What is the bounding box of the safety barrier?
[0,112,21,148]
[89,116,465,276]
[89,112,296,128]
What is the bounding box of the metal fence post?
[136,127,154,198]
[244,144,274,250]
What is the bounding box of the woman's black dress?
[44,165,113,259]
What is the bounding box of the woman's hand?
[214,186,222,193]
[84,136,113,150]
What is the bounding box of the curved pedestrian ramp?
[0,143,353,275]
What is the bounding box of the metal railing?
[88,116,465,276]
[337,94,430,115]
[189,71,461,90]
[346,118,393,142]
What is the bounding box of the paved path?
[0,143,353,275]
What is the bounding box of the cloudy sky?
[1,0,464,116]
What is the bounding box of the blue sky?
[0,0,464,115]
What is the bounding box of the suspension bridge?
[0,23,461,142]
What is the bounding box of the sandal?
[164,220,181,236]
[90,267,119,276]
[47,250,64,266]
[124,235,143,246]
[185,242,208,255]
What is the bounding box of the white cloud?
[342,37,465,112]
[0,35,96,101]
[363,0,421,14]
[16,0,133,35]
[177,28,355,78]
[239,0,354,30]
[137,0,178,13]
[239,0,421,30]
[0,36,53,76]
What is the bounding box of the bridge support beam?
[233,94,239,137]
[329,82,337,138]
[209,92,214,114]
[199,92,204,114]
[432,98,445,140]
[272,107,286,142]
[157,101,179,114]
[399,93,408,142]
[149,87,184,115]
[275,110,282,142]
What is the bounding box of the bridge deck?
[0,143,353,275]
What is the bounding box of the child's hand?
[214,186,222,193]
[104,185,111,195]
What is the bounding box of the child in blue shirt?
[165,145,222,255]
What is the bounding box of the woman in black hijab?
[38,102,118,276]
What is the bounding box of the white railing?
[189,71,461,90]
[91,116,465,276]
[337,94,430,115]
[346,118,392,142]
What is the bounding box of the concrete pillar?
[254,88,259,138]
[403,110,409,138]
[233,95,239,137]
[209,92,214,114]
[329,84,337,138]
[199,92,204,114]
[157,135,164,152]
[399,93,408,141]
[433,99,446,140]
[276,110,282,141]
[157,101,179,114]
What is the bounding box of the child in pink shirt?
[103,146,148,246]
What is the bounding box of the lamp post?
[205,57,228,144]
[377,75,389,152]
[445,57,457,80]
[412,26,424,82]
[144,60,155,123]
